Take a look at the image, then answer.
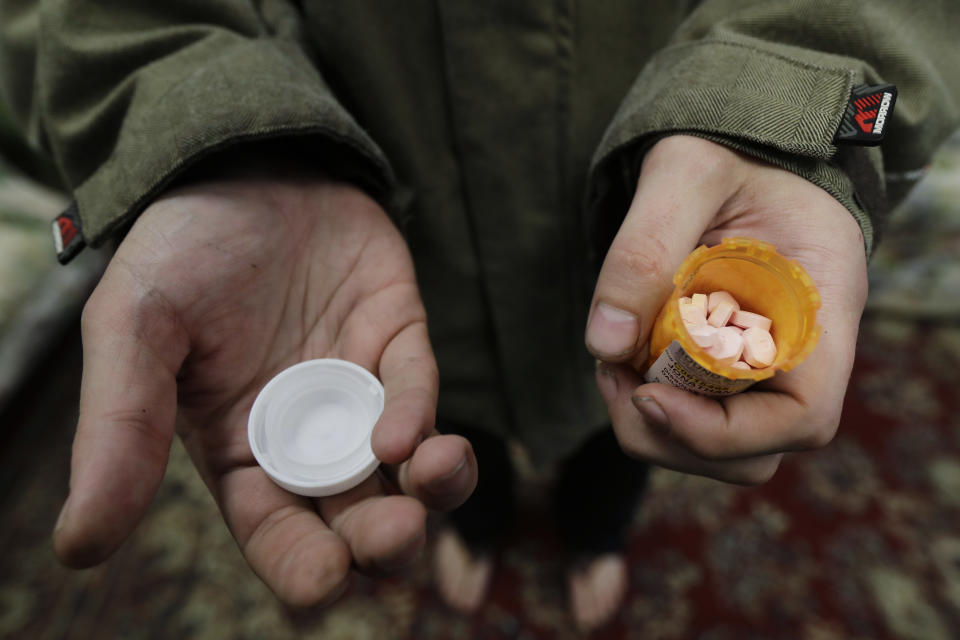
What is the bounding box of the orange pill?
[686,324,719,349]
[742,327,777,368]
[731,309,772,332]
[692,293,708,315]
[708,290,740,313]
[679,298,707,326]
[706,326,744,366]
[707,300,736,328]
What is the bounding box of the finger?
[586,136,742,361]
[219,466,352,607]
[54,267,190,567]
[316,472,428,574]
[394,433,477,511]
[596,362,782,485]
[369,320,439,464]
[630,382,807,460]
[370,320,478,511]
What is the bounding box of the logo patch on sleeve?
[834,84,897,146]
[52,202,86,264]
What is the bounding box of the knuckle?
[645,135,734,181]
[92,408,172,459]
[82,266,180,343]
[798,407,842,450]
[606,238,671,287]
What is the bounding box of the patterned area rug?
[1,134,958,639]
[1,315,959,640]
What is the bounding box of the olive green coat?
[1,1,958,465]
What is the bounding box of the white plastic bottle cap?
[247,359,384,497]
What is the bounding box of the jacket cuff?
[587,39,883,257]
[70,37,396,249]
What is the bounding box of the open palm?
[54,173,477,605]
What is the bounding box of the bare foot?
[567,554,628,633]
[433,527,493,614]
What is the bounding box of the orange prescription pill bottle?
[645,237,821,396]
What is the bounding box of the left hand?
[585,135,868,485]
[54,172,477,606]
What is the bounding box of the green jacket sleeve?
[0,0,395,252]
[587,0,960,256]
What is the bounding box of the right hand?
[586,135,868,485]
[54,170,477,606]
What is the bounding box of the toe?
[568,554,628,633]
[433,528,493,614]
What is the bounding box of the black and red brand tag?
[52,202,85,264]
[834,84,897,146]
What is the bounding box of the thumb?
[55,268,189,567]
[585,136,741,362]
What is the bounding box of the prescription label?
[644,341,755,397]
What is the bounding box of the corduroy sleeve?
[0,0,396,255]
[587,0,960,256]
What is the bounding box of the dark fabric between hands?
[440,420,649,555]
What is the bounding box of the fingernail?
[587,303,639,358]
[595,362,619,401]
[632,396,670,431]
[427,456,466,493]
